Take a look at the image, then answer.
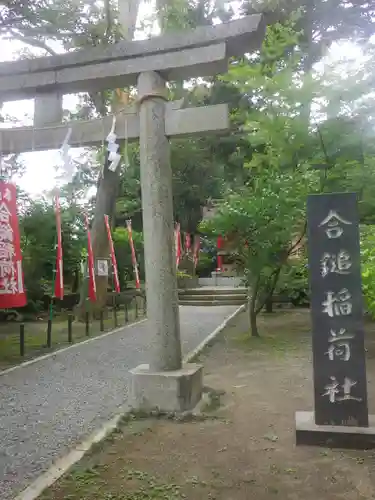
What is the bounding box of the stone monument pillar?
[296,192,375,449]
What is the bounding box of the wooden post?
[47,319,52,348]
[19,323,25,357]
[100,310,105,331]
[85,312,90,336]
[68,314,73,343]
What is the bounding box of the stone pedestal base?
[295,411,375,450]
[130,363,203,412]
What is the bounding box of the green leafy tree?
[201,167,316,336]
[19,199,85,311]
[360,226,375,319]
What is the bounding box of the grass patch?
[39,417,185,500]
[233,331,308,354]
[229,310,311,356]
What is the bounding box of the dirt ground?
[40,309,375,500]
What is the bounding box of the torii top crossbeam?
[0,15,264,100]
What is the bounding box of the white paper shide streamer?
[57,128,75,183]
[106,116,122,172]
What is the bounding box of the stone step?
[179,294,246,302]
[179,299,246,306]
[179,287,247,296]
[178,287,247,306]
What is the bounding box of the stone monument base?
[130,363,203,413]
[295,411,375,450]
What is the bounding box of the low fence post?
[47,319,52,348]
[19,323,25,357]
[100,310,104,332]
[135,296,139,319]
[68,314,73,343]
[85,311,90,336]
[113,304,118,328]
[143,295,147,316]
[125,302,129,323]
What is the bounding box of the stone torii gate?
[0,14,265,411]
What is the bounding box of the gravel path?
[0,305,239,499]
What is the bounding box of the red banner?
[193,235,200,269]
[0,182,26,308]
[54,194,64,299]
[126,219,140,289]
[185,232,191,254]
[175,223,182,268]
[104,214,120,293]
[84,214,97,302]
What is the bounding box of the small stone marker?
[296,192,375,449]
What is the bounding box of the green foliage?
[112,227,144,288]
[360,226,375,318]
[276,257,309,306]
[19,199,85,311]
[195,252,215,277]
[176,270,192,279]
[200,167,315,275]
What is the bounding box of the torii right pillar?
[130,70,202,412]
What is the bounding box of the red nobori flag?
[126,219,140,289]
[104,214,120,293]
[84,214,96,302]
[185,232,191,254]
[193,235,200,268]
[0,182,26,308]
[175,223,182,268]
[54,194,64,299]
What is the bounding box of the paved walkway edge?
[0,319,147,378]
[14,304,245,500]
[184,304,246,363]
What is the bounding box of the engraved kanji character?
[325,343,351,361]
[320,250,352,277]
[319,210,352,239]
[322,376,340,403]
[328,328,355,343]
[322,289,352,317]
[337,377,362,402]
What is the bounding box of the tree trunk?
[248,274,260,338]
[265,297,273,313]
[76,162,120,317]
[249,305,259,338]
[76,2,141,318]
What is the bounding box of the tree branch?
[8,29,58,55]
[286,220,307,256]
[255,266,282,316]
